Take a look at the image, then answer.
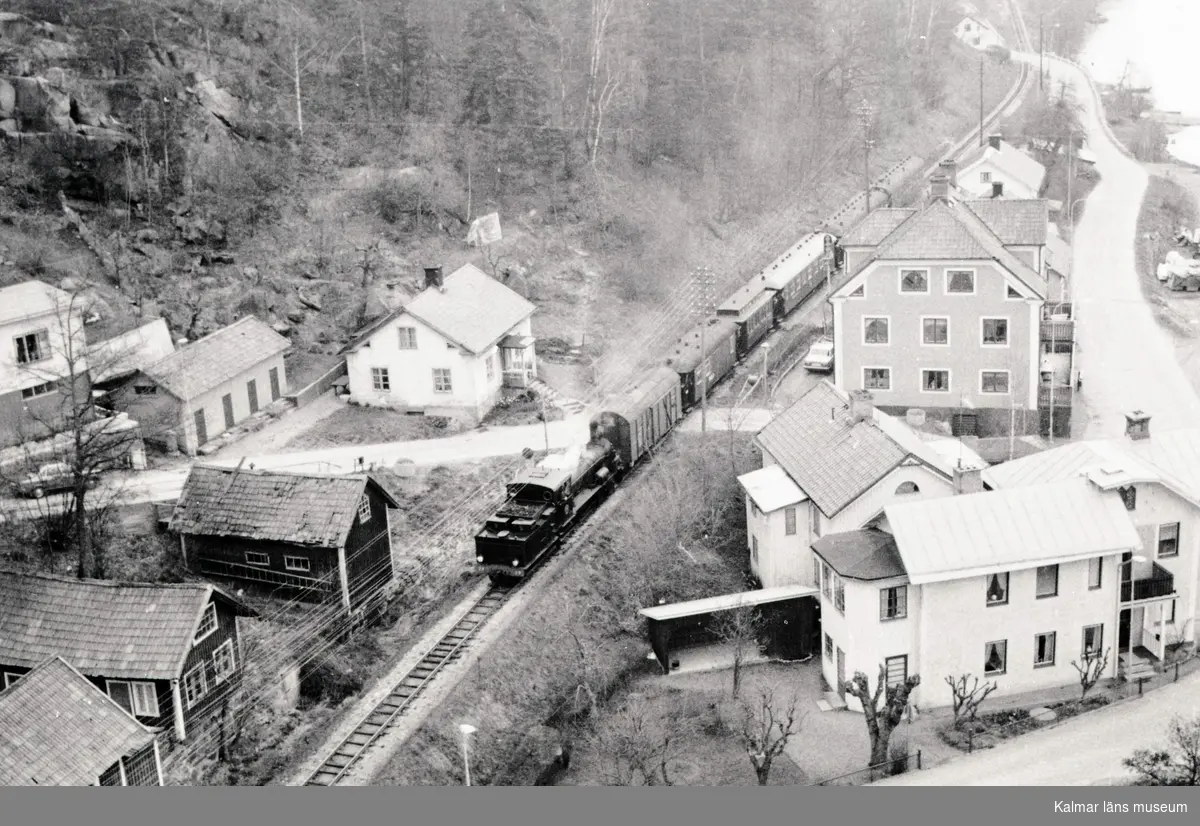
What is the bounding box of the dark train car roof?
[717,280,773,317]
[595,366,680,424]
[665,317,739,374]
[510,463,574,493]
[822,155,925,236]
[760,232,832,291]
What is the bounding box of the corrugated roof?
[0,656,157,786]
[884,478,1142,585]
[140,316,290,400]
[738,465,808,513]
[86,318,176,384]
[0,571,253,680]
[0,280,72,326]
[664,317,738,374]
[840,209,917,247]
[812,529,908,581]
[169,465,400,548]
[760,233,832,290]
[639,584,818,622]
[962,200,1049,246]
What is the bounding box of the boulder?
[71,98,104,127]
[189,73,239,124]
[11,76,72,132]
[271,322,292,336]
[286,309,306,324]
[0,119,17,134]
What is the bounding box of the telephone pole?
[856,99,874,206]
[979,56,985,147]
[695,266,717,434]
[1039,13,1045,95]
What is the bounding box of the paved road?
[874,669,1200,785]
[1044,55,1200,438]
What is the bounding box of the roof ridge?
[193,463,370,483]
[0,567,211,591]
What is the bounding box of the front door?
[836,647,846,699]
[1119,608,1131,651]
[193,409,208,447]
[222,393,235,429]
[269,367,281,401]
[247,379,259,414]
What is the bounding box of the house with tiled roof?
[0,571,256,744]
[983,411,1200,676]
[170,465,401,614]
[342,264,537,423]
[738,380,988,590]
[956,134,1047,200]
[0,656,163,785]
[831,164,1074,438]
[815,476,1140,712]
[109,316,291,456]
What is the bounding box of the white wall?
[958,158,1039,200]
[1121,482,1199,647]
[185,354,287,453]
[0,309,85,393]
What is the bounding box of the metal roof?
[600,366,680,424]
[958,141,1047,196]
[718,279,773,316]
[86,318,176,384]
[664,317,738,374]
[812,529,908,581]
[738,465,808,513]
[884,478,1142,585]
[0,280,73,326]
[639,584,818,622]
[759,233,831,290]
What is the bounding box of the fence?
[810,751,922,786]
[286,361,347,409]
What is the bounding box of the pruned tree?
[711,602,762,699]
[945,674,998,729]
[588,693,694,785]
[1070,647,1110,699]
[1124,714,1200,786]
[735,685,803,785]
[844,664,921,767]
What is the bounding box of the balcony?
[1121,561,1176,603]
[1037,384,1073,408]
[1041,303,1074,343]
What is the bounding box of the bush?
[298,658,364,706]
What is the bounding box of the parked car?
[13,462,99,499]
[802,338,835,373]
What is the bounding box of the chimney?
[992,181,1004,198]
[1125,410,1151,441]
[850,389,875,423]
[938,159,958,189]
[988,133,1002,151]
[929,174,950,204]
[423,266,444,290]
[953,462,984,495]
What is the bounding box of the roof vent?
[989,133,1002,150]
[1125,410,1151,441]
[850,390,875,424]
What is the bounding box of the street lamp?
[760,344,771,398]
[459,723,477,786]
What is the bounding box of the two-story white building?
[0,280,90,448]
[343,264,537,423]
[814,473,1141,712]
[954,135,1047,200]
[738,381,988,590]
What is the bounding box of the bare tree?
[736,685,803,785]
[1070,647,1111,699]
[1124,714,1200,786]
[588,693,694,785]
[711,602,762,699]
[583,0,626,166]
[945,674,998,729]
[844,664,920,767]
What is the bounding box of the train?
[474,155,926,584]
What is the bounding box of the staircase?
[529,378,587,416]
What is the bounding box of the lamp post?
[1044,300,1070,443]
[459,723,477,786]
[760,343,771,399]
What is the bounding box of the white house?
[815,474,1142,712]
[343,264,537,423]
[739,381,988,590]
[955,134,1047,200]
[954,16,1005,51]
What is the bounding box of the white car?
[802,339,835,373]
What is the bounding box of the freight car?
[717,280,774,361]
[760,232,836,325]
[664,317,739,410]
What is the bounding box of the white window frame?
[884,655,909,687]
[212,639,236,683]
[20,381,55,400]
[981,316,1010,347]
[397,326,417,349]
[183,665,208,709]
[986,571,1009,606]
[194,603,218,645]
[784,507,797,536]
[1036,564,1059,599]
[863,316,890,346]
[245,551,269,566]
[14,329,50,365]
[920,316,950,347]
[880,585,908,621]
[945,268,976,295]
[898,268,930,294]
[131,681,160,717]
[1088,557,1103,590]
[921,369,951,394]
[980,370,1011,394]
[984,639,1007,676]
[1158,522,1180,559]
[1082,624,1104,659]
[358,494,372,523]
[3,672,21,689]
[863,366,891,391]
[433,368,453,394]
[370,367,391,393]
[980,171,991,183]
[1034,632,1056,668]
[284,555,311,573]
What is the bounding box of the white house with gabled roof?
[342,264,537,422]
[955,135,1047,200]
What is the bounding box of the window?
[880,586,908,620]
[864,368,891,390]
[183,666,208,708]
[245,551,269,566]
[1119,485,1136,511]
[20,382,54,399]
[982,318,1009,346]
[922,369,950,393]
[864,317,889,344]
[212,639,236,683]
[2,672,19,689]
[14,330,49,364]
[1034,632,1056,667]
[946,270,975,294]
[1036,564,1059,598]
[849,285,865,298]
[984,640,1007,675]
[1045,340,1073,354]
[751,535,759,566]
[371,367,390,392]
[284,555,311,573]
[133,385,157,396]
[1082,624,1104,658]
[1007,285,1022,299]
[980,171,992,183]
[824,633,833,660]
[358,494,371,523]
[895,481,919,495]
[194,603,218,644]
[1088,557,1103,590]
[981,371,1010,394]
[986,572,1009,605]
[125,682,160,717]
[784,507,797,536]
[433,368,453,393]
[486,354,495,382]
[397,327,417,349]
[821,563,831,600]
[884,655,908,687]
[833,574,845,614]
[1159,523,1180,558]
[813,558,821,587]
[900,269,928,293]
[922,317,949,345]
[812,506,821,538]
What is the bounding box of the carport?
[639,585,820,675]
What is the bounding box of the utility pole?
[856,99,874,206]
[1066,131,1074,242]
[979,56,985,147]
[1039,13,1045,95]
[695,266,717,434]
